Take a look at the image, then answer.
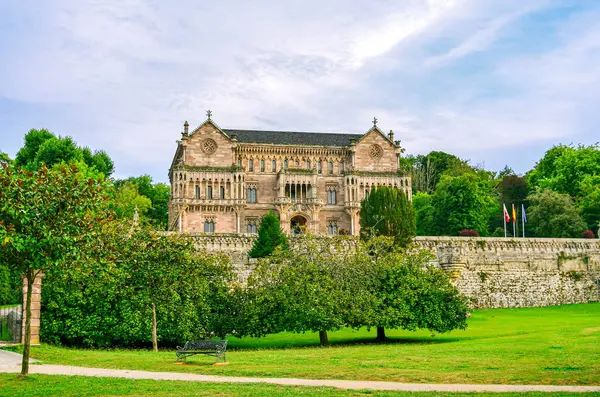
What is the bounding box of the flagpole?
[512,204,516,238]
[522,204,526,238]
[503,203,507,238]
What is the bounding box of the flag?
[522,204,527,223]
[503,204,510,223]
[512,204,517,223]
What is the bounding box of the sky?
[1,0,599,183]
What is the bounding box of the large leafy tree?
[498,174,529,207]
[367,238,469,337]
[248,211,288,258]
[528,144,600,198]
[114,175,170,229]
[404,151,473,194]
[113,181,153,219]
[0,163,110,376]
[245,236,372,345]
[110,224,233,351]
[430,174,497,236]
[14,129,114,177]
[527,189,587,238]
[359,186,415,247]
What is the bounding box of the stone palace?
[168,112,411,235]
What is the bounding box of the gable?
[185,122,233,167]
[354,129,397,172]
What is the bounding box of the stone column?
[22,273,43,345]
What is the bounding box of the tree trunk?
[20,270,34,377]
[152,303,158,352]
[319,330,329,346]
[376,326,386,342]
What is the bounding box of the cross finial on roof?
[373,117,378,127]
[206,110,212,120]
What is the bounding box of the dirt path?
[1,363,599,393]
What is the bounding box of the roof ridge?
[222,128,362,136]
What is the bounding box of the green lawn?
[0,374,597,397]
[10,304,600,386]
[0,303,20,309]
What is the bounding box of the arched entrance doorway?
[290,215,308,235]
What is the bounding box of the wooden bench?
[176,340,228,363]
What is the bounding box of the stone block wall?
[189,233,600,308]
[415,237,600,308]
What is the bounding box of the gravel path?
[0,350,38,368]
[1,363,599,393]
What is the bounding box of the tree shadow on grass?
[226,330,535,351]
[226,335,465,351]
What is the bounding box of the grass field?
[8,303,600,386]
[0,374,597,397]
[0,303,20,309]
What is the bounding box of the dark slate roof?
[222,129,363,147]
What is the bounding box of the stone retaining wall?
[189,233,600,308]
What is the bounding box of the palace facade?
[168,113,411,235]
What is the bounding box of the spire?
[183,120,189,136]
[206,110,212,120]
[372,117,378,127]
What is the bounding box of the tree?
[360,186,416,248]
[413,192,434,236]
[403,151,473,194]
[14,129,114,177]
[430,174,496,236]
[245,236,372,345]
[0,163,109,376]
[14,129,55,168]
[114,224,233,351]
[528,144,600,198]
[0,152,11,165]
[579,175,600,231]
[359,186,416,340]
[248,211,288,258]
[498,174,529,207]
[114,176,170,229]
[497,165,515,179]
[527,189,587,238]
[368,241,469,337]
[113,181,153,219]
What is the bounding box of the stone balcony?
[273,197,323,206]
[172,198,247,206]
[344,200,361,209]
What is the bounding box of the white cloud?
[1,1,600,179]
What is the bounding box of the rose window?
[369,144,383,160]
[202,138,217,154]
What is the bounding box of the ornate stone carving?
[202,138,218,154]
[369,144,383,160]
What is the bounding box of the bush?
[41,224,235,348]
[459,229,480,237]
[582,230,595,239]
